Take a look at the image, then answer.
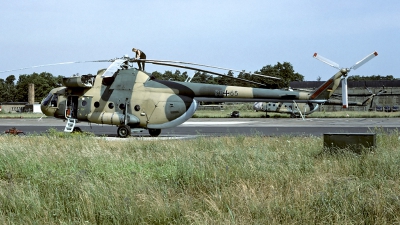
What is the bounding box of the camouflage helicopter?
[2,51,378,137]
[253,51,379,118]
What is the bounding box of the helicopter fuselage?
[39,67,327,137]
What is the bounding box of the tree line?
[0,73,63,103]
[0,61,394,103]
[348,75,396,81]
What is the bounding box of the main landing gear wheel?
[148,129,161,137]
[117,125,131,138]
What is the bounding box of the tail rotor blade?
[351,51,378,70]
[342,78,349,108]
[313,53,340,70]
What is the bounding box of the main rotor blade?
[369,95,374,108]
[0,60,110,73]
[137,59,281,80]
[313,53,340,70]
[101,59,127,78]
[150,61,268,87]
[364,81,373,94]
[350,51,378,70]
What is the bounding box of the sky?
[1,0,399,82]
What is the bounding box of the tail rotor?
[313,51,378,108]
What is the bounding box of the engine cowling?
[62,75,94,88]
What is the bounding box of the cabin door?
[65,96,79,119]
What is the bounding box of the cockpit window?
[42,93,53,106]
[41,93,58,107]
[50,94,58,107]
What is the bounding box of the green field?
[1,128,400,224]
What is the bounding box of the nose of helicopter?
[40,87,64,116]
[40,92,55,116]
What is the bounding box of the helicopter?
[252,51,379,118]
[253,93,376,118]
[2,51,378,137]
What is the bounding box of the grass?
[0,112,46,118]
[1,128,400,224]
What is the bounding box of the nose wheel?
[117,125,131,138]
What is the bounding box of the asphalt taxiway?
[1,117,399,138]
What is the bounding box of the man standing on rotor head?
[132,48,146,71]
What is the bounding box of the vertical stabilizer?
[309,70,343,100]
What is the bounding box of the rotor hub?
[340,68,348,76]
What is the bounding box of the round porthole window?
[119,104,126,110]
[82,100,87,106]
[94,102,100,108]
[108,102,114,109]
[134,105,141,111]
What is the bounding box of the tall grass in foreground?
[1,129,400,224]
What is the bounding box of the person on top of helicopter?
[132,48,146,71]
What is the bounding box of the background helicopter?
[253,93,376,118]
[3,52,377,137]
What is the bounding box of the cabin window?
[119,104,126,110]
[81,100,87,107]
[134,105,141,111]
[94,101,100,108]
[108,102,114,109]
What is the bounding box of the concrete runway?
[1,117,399,138]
